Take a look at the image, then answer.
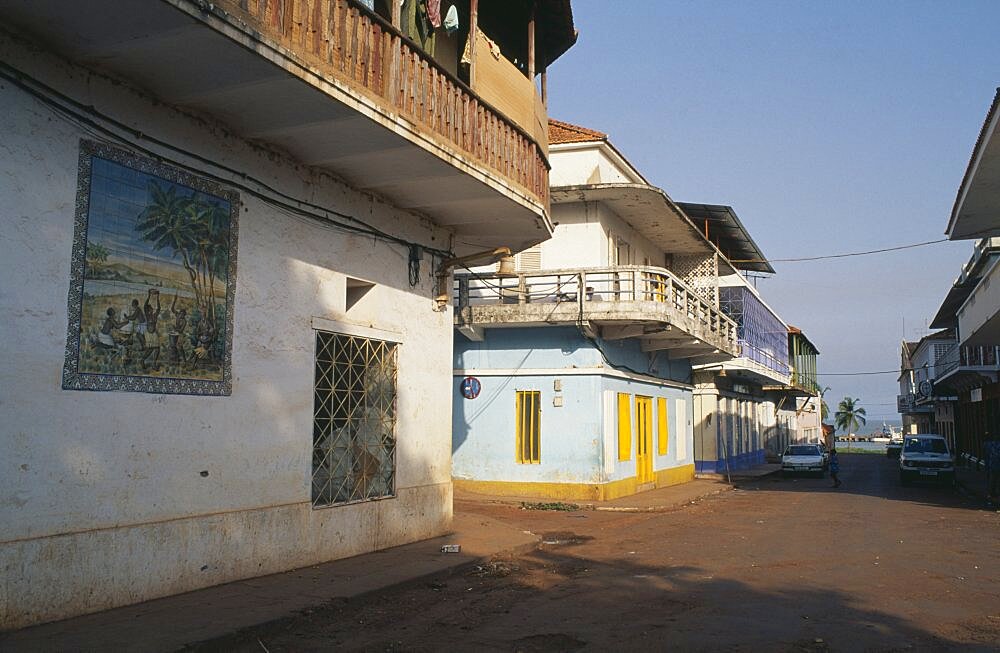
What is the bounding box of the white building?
[0,0,576,629]
[685,211,810,471]
[451,121,741,499]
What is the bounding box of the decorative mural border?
[62,139,240,395]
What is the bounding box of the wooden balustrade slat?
[361,16,370,86]
[311,0,322,55]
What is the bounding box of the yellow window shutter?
[657,397,669,455]
[617,392,632,461]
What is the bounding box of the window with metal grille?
[312,330,397,507]
[516,390,541,463]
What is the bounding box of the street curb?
[590,487,732,512]
[459,484,734,514]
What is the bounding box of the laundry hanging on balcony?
[443,4,459,34]
[461,30,501,65]
[427,0,442,28]
[401,0,436,56]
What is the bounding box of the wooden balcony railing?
[217,0,549,208]
[453,265,739,354]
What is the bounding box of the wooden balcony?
[0,0,560,253]
[219,0,549,209]
[453,265,740,362]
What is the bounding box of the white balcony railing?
[453,265,739,355]
[937,343,960,377]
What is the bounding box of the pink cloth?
[427,0,442,28]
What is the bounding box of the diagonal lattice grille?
[312,331,398,507]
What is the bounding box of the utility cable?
[729,238,948,265]
[817,370,900,376]
[0,60,453,270]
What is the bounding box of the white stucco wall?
[548,202,665,269]
[958,256,1000,345]
[548,143,643,187]
[0,33,454,629]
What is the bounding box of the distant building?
[786,326,823,443]
[685,211,810,472]
[923,88,1000,466]
[0,0,577,629]
[451,120,740,500]
[897,330,958,439]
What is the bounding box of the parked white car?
[782,444,826,477]
[898,434,955,486]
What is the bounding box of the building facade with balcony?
[786,326,823,444]
[929,87,1000,465]
[678,205,806,472]
[896,330,958,441]
[451,120,739,500]
[0,0,576,629]
[691,260,801,473]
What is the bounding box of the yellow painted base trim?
[454,464,695,502]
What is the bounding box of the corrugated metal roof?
[675,203,774,274]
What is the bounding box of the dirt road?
[211,454,1000,652]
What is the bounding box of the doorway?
[635,395,654,484]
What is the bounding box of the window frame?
[515,389,541,464]
[311,323,400,509]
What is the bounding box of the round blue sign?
[460,376,482,399]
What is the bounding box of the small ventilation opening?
[346,277,376,312]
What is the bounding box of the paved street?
[206,454,1000,652]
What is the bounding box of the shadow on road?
[739,453,991,512]
[208,538,999,652]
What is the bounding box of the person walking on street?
[830,448,842,488]
[986,439,1000,507]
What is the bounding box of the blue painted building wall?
[453,327,695,486]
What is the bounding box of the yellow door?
[635,396,654,484]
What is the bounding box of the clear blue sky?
[546,0,1000,424]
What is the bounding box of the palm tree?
[835,397,867,435]
[85,242,110,277]
[136,182,231,354]
[819,386,831,422]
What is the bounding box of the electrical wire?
[729,238,949,265]
[0,60,454,275]
[456,263,581,303]
[817,370,900,376]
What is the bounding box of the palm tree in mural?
[135,181,229,345]
[85,241,110,276]
[834,396,867,435]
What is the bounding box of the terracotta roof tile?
[549,118,607,144]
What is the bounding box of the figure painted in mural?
[125,299,147,348]
[829,448,842,488]
[96,306,128,350]
[193,314,216,363]
[142,289,162,368]
[168,293,190,363]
